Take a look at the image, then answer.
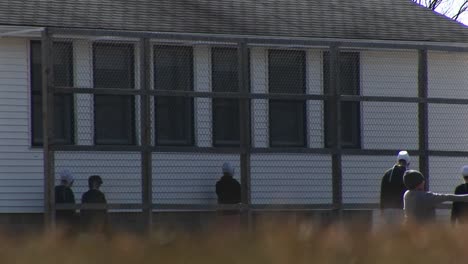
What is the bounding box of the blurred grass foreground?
[1,219,468,264]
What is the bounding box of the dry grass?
[2,220,468,264]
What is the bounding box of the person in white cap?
[451,165,468,224]
[379,150,410,225]
[216,162,241,205]
[54,169,76,231]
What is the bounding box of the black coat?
[216,175,241,204]
[54,185,76,224]
[380,165,407,209]
[452,183,468,224]
[81,189,108,232]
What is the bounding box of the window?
[93,43,135,145]
[268,50,306,147]
[323,52,361,148]
[212,48,240,146]
[154,46,194,146]
[30,41,74,146]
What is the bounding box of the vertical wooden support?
[42,28,56,229]
[140,38,153,231]
[238,42,251,229]
[418,49,429,188]
[329,45,343,219]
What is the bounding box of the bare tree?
[413,0,468,21]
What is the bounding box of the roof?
[0,0,467,43]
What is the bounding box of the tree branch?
[452,0,468,20]
[413,0,468,22]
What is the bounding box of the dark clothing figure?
[380,165,407,209]
[452,183,468,224]
[216,175,241,204]
[216,174,241,227]
[81,189,108,232]
[54,185,76,227]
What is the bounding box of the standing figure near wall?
[215,162,242,232]
[81,175,108,234]
[451,166,468,225]
[380,151,410,226]
[55,169,76,233]
[216,162,241,205]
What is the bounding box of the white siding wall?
[73,40,93,145]
[251,154,332,204]
[428,51,468,152]
[2,39,467,212]
[0,38,43,212]
[55,152,141,204]
[429,157,468,194]
[428,51,468,99]
[194,46,212,147]
[306,50,324,148]
[360,50,419,150]
[250,47,269,148]
[337,51,420,205]
[152,153,240,204]
[361,102,418,150]
[361,50,418,97]
[428,104,468,151]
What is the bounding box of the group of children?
[57,156,466,231]
[381,151,468,225]
[54,171,108,233]
[53,164,241,234]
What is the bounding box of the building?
[0,0,465,227]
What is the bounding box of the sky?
[433,0,468,24]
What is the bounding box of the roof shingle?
[0,0,467,43]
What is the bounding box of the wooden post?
[418,49,429,188]
[329,45,343,220]
[140,38,153,232]
[42,28,56,229]
[238,42,251,229]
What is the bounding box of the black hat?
[88,175,103,186]
[403,170,425,190]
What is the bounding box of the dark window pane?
[213,99,240,146]
[30,41,74,146]
[212,48,238,93]
[154,46,193,145]
[270,100,305,147]
[32,94,43,144]
[212,48,240,146]
[341,101,361,147]
[30,43,42,92]
[94,44,134,89]
[53,95,74,144]
[323,52,361,148]
[269,50,306,147]
[269,50,305,94]
[93,43,135,145]
[154,46,193,91]
[155,97,193,145]
[54,43,74,87]
[94,95,134,145]
[340,53,360,95]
